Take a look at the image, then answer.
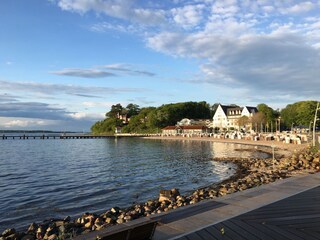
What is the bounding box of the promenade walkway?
[152,172,320,240]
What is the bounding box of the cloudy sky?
[1,0,319,131]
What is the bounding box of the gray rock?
[1,229,16,238]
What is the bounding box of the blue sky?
[0,0,319,131]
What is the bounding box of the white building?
[212,104,258,130]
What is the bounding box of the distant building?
[115,126,122,134]
[116,112,130,124]
[177,118,195,126]
[161,125,209,135]
[177,118,212,128]
[180,125,209,134]
[161,126,179,135]
[212,104,258,130]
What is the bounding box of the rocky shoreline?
[1,145,319,240]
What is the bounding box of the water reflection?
[0,138,269,231]
[210,142,271,159]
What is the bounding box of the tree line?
[91,101,319,134]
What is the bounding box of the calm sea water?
[0,137,269,230]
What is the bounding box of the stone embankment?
[1,147,319,240]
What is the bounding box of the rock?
[47,234,57,240]
[105,217,115,224]
[27,223,37,233]
[159,189,180,202]
[1,229,16,238]
[116,218,124,224]
[21,234,35,240]
[171,188,180,198]
[159,190,173,202]
[36,227,44,239]
[146,200,154,206]
[4,233,20,240]
[218,187,228,195]
[84,221,93,229]
[54,220,64,227]
[64,216,71,222]
[94,223,104,231]
[111,207,120,214]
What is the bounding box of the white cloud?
[0,80,144,97]
[147,29,320,99]
[82,101,113,108]
[211,0,238,17]
[52,0,320,104]
[2,119,47,128]
[51,64,156,78]
[171,4,205,29]
[54,0,166,25]
[67,112,104,120]
[205,18,253,36]
[283,1,315,14]
[50,68,116,78]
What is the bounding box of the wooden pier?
[0,134,150,140]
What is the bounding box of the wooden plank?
[176,236,189,240]
[248,222,290,240]
[198,228,219,240]
[262,224,304,240]
[153,201,226,224]
[221,220,260,240]
[204,225,233,240]
[214,222,249,240]
[229,219,277,240]
[185,232,205,240]
[177,186,320,240]
[267,217,320,227]
[283,227,320,240]
[295,228,320,239]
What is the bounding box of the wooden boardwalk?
[176,186,320,240]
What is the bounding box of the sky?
[0,0,319,131]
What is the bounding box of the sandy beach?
[144,135,308,158]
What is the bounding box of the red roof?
[181,125,207,130]
[162,126,177,130]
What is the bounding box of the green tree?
[237,116,249,129]
[126,103,140,118]
[122,107,157,133]
[91,118,123,134]
[251,112,266,132]
[105,103,123,118]
[257,103,277,131]
[281,101,318,129]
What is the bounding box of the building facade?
[212,104,258,130]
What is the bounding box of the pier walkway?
[0,134,150,140]
[152,172,320,240]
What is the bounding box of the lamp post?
[271,144,276,171]
[312,102,320,147]
[309,121,313,136]
[277,117,281,133]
